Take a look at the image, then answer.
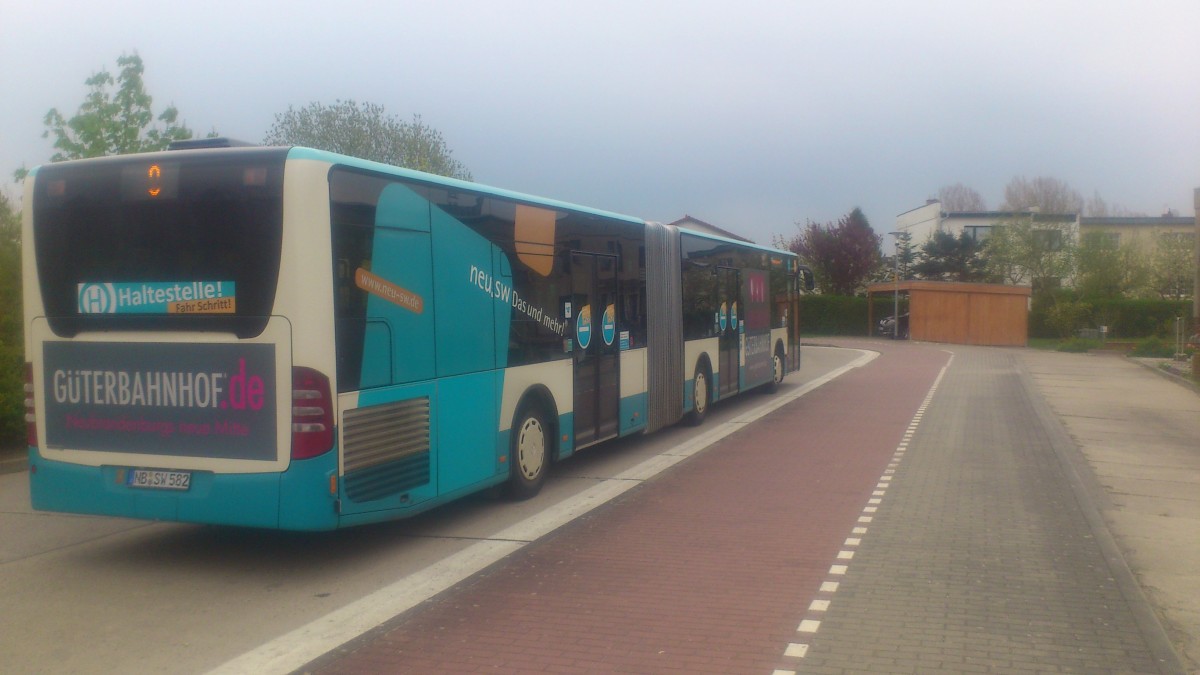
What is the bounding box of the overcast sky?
[3,0,1198,244]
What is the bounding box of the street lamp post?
[887,231,901,339]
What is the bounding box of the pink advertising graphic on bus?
[42,342,277,460]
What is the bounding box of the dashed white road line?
[776,353,953,672]
[208,349,880,675]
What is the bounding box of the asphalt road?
[10,343,1192,674]
[0,346,863,674]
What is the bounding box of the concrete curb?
[1129,357,1200,396]
[1018,357,1190,675]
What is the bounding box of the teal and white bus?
[22,141,813,530]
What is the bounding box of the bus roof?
[672,224,797,259]
[291,146,795,260]
[29,144,796,262]
[288,146,647,228]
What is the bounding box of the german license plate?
[127,469,191,491]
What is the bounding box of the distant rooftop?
[668,215,755,243]
[1080,215,1194,226]
[944,210,1078,221]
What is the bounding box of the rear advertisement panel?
[42,342,277,460]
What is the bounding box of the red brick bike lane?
[311,342,950,674]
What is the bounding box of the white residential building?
[895,200,1077,244]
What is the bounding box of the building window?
[1032,229,1063,252]
[963,225,992,241]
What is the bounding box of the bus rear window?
[32,150,288,338]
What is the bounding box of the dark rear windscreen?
[32,149,288,338]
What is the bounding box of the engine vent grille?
[342,397,431,502]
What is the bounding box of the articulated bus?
[22,141,813,530]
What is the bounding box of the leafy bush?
[1056,337,1102,353]
[1043,300,1091,339]
[0,342,22,444]
[1030,293,1192,340]
[1086,299,1193,339]
[0,197,21,447]
[1130,336,1176,358]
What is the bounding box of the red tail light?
[25,363,37,447]
[291,367,334,460]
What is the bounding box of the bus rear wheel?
[685,364,710,426]
[505,405,550,500]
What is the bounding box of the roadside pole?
[1193,188,1198,379]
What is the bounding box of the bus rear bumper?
[28,448,339,530]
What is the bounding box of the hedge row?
[1029,295,1194,340]
[799,293,1192,340]
[798,295,907,336]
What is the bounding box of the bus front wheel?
[764,345,785,393]
[685,364,710,426]
[506,405,550,500]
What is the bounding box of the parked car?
[879,313,909,339]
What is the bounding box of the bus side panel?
[366,184,436,385]
[430,199,506,378]
[437,371,506,494]
[619,347,647,435]
[499,360,573,460]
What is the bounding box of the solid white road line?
[207,348,879,675]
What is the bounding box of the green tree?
[783,208,881,295]
[894,231,917,280]
[15,53,194,180]
[983,214,1077,291]
[263,100,472,180]
[870,231,917,285]
[1075,231,1151,299]
[1150,233,1195,300]
[912,230,989,282]
[0,192,23,445]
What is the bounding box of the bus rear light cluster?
[291,367,334,460]
[25,363,37,447]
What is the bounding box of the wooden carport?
[866,281,1032,347]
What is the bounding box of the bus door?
[571,252,620,449]
[716,266,740,397]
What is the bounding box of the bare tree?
[937,183,986,211]
[1084,191,1109,217]
[1084,190,1146,217]
[1001,176,1083,214]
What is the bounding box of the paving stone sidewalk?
[796,344,1186,674]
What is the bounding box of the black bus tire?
[764,344,785,393]
[685,363,710,426]
[505,404,550,500]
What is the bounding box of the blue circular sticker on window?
[719,302,728,332]
[602,304,616,346]
[731,301,738,328]
[576,305,593,350]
